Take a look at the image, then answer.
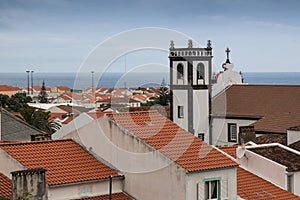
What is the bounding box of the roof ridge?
[73,139,122,176]
[0,138,72,146]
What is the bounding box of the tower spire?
[225,47,231,63]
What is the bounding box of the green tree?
[158,78,169,106]
[6,93,32,112]
[20,106,61,134]
[0,94,9,108]
[38,80,48,103]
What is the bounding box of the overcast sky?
[1,0,300,73]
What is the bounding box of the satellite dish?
[236,146,246,158]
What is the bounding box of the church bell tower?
[169,40,213,143]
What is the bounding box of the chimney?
[239,126,256,144]
[11,168,47,200]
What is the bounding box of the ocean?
[1,72,300,89]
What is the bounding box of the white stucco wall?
[52,113,94,139]
[237,150,287,189]
[212,118,257,146]
[193,90,209,142]
[0,148,26,178]
[293,171,300,196]
[212,63,243,97]
[173,90,189,132]
[186,167,237,200]
[48,180,123,200]
[287,130,300,145]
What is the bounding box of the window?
[287,174,294,193]
[177,63,184,79]
[178,106,184,118]
[197,63,205,80]
[79,185,92,197]
[205,180,220,200]
[198,178,227,200]
[228,123,237,142]
[198,133,205,141]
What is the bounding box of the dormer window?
[177,63,184,79]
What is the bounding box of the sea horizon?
[1,72,300,90]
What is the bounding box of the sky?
[1,0,300,73]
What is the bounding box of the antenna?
[124,54,127,89]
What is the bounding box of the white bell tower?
[169,40,213,144]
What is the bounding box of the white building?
[60,111,238,200]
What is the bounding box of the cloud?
[245,20,300,31]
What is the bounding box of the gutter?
[48,175,125,188]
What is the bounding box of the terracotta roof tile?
[0,85,21,91]
[238,167,300,200]
[106,111,237,172]
[212,85,300,133]
[0,139,121,186]
[218,146,237,158]
[0,172,11,199]
[79,193,132,200]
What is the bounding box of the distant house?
[53,92,83,104]
[60,111,238,199]
[0,139,129,199]
[212,85,300,146]
[0,108,42,141]
[51,86,70,93]
[0,85,22,96]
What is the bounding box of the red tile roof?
[219,146,237,158]
[0,172,11,199]
[212,85,300,133]
[0,139,121,186]
[238,167,300,200]
[106,111,237,172]
[0,85,21,91]
[79,193,132,200]
[56,86,70,91]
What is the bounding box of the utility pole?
[26,70,30,95]
[91,71,94,93]
[31,71,34,95]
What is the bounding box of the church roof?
[212,85,300,133]
[106,111,237,172]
